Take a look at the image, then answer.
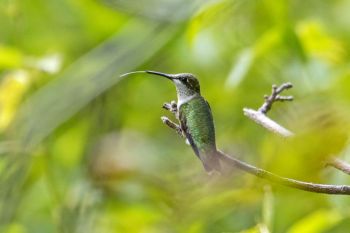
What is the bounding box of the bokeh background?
[1,0,350,232]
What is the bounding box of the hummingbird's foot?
[161,116,183,136]
[163,100,178,114]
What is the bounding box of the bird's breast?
[179,96,216,151]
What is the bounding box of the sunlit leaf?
[226,27,282,88]
[287,209,342,233]
[254,28,282,58]
[52,119,89,168]
[238,225,260,233]
[0,70,31,131]
[3,223,26,233]
[296,21,346,64]
[0,46,23,69]
[187,0,231,44]
[225,48,254,88]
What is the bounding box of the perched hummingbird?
[120,71,221,173]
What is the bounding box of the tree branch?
[243,82,350,178]
[326,157,350,176]
[243,83,294,137]
[243,108,294,137]
[161,112,350,195]
[217,151,350,195]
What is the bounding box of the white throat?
[173,79,199,107]
[177,93,199,107]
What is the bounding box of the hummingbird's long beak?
[145,71,174,80]
[119,70,175,80]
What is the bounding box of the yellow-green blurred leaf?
[3,223,26,233]
[0,70,31,130]
[187,0,231,44]
[0,46,23,69]
[296,21,346,64]
[287,210,342,233]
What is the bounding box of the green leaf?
[287,210,342,233]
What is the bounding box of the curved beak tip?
[119,70,175,81]
[119,71,147,78]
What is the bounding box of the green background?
[0,0,350,232]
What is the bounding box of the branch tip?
[258,82,294,114]
[325,157,350,176]
[240,82,350,195]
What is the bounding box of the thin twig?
[258,83,293,114]
[217,151,350,195]
[326,157,350,176]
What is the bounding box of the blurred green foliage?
[1,0,350,232]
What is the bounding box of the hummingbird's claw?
[163,101,178,114]
[161,116,168,123]
[161,116,183,136]
[163,103,171,110]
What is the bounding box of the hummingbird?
[120,71,221,173]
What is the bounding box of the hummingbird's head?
[145,71,201,99]
[119,70,201,101]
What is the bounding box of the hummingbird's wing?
[178,98,214,158]
[178,97,220,172]
[205,100,212,114]
[178,108,201,159]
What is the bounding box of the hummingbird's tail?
[201,151,222,174]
